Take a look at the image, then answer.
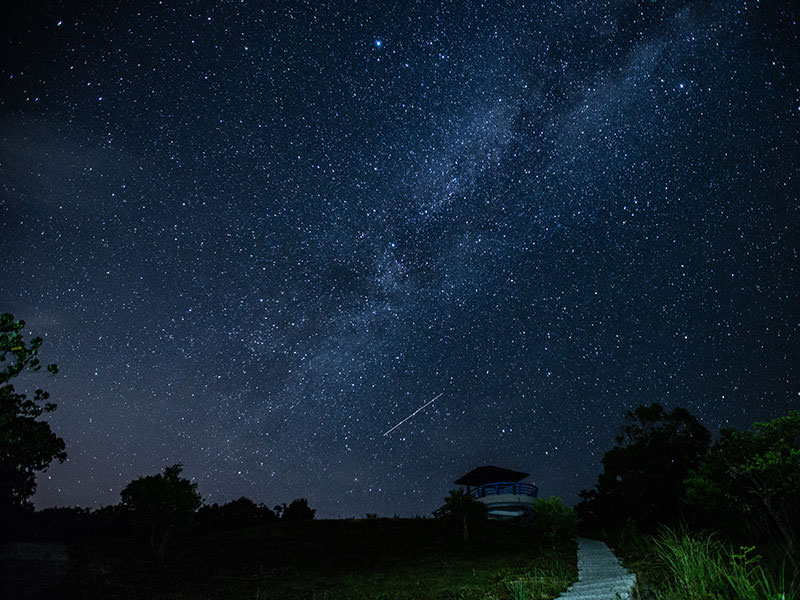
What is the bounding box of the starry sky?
[1,1,798,518]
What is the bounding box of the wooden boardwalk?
[556,537,637,600]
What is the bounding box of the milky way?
[1,1,798,517]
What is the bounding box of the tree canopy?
[0,313,66,513]
[577,403,711,532]
[197,496,279,532]
[120,463,202,557]
[280,497,316,521]
[685,410,800,577]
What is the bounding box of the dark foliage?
[685,410,800,578]
[0,313,66,516]
[280,497,316,521]
[517,497,578,544]
[577,403,710,533]
[1,506,89,542]
[196,496,279,532]
[120,464,202,558]
[438,488,488,541]
[2,505,129,542]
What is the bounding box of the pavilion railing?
[467,481,538,499]
[432,482,539,517]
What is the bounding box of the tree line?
[1,313,315,555]
[576,402,799,579]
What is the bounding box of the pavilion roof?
[453,465,529,486]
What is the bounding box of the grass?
[56,518,577,599]
[501,563,575,600]
[609,526,798,600]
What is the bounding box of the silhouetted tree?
[685,410,800,578]
[440,488,487,542]
[120,464,202,558]
[281,498,316,521]
[0,313,66,515]
[577,403,710,533]
[197,496,278,531]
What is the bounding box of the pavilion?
[440,465,539,519]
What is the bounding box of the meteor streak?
[382,392,443,436]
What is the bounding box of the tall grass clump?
[654,528,797,600]
[723,545,797,600]
[502,563,574,600]
[653,528,725,598]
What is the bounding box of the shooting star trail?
[382,392,443,436]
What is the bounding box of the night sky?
[1,1,798,519]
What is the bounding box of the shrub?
[526,497,578,544]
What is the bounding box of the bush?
[525,497,578,544]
